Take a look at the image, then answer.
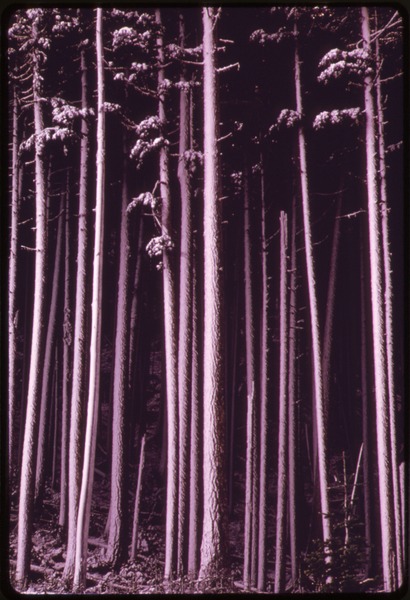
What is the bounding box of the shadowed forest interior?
[5,5,406,595]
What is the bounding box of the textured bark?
[59,180,72,528]
[243,162,256,590]
[274,212,289,593]
[375,29,403,585]
[9,86,20,479]
[16,18,48,587]
[257,152,268,592]
[288,195,299,587]
[35,193,64,503]
[199,7,228,578]
[131,434,146,561]
[106,143,131,567]
[177,15,192,575]
[73,9,105,590]
[64,44,90,581]
[156,8,179,581]
[361,7,395,591]
[294,21,332,565]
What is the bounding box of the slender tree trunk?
[51,348,59,490]
[128,216,144,393]
[131,434,146,561]
[177,14,192,575]
[188,239,200,579]
[288,195,299,587]
[375,30,403,585]
[35,193,64,503]
[294,21,332,566]
[156,8,179,581]
[257,151,268,592]
[243,162,256,590]
[274,211,289,593]
[16,19,49,587]
[60,179,72,527]
[73,9,105,590]
[64,44,90,581]
[9,86,20,479]
[361,7,395,591]
[199,7,228,578]
[106,141,130,567]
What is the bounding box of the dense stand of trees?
[6,5,405,594]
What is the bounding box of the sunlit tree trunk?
[274,211,289,593]
[130,434,146,561]
[64,44,90,582]
[361,7,395,591]
[199,6,228,578]
[156,8,179,580]
[177,14,192,575]
[73,9,105,590]
[16,17,48,588]
[294,20,332,567]
[106,141,130,567]
[9,85,20,479]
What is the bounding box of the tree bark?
[16,17,49,588]
[361,7,395,591]
[73,8,106,590]
[199,6,228,578]
[156,8,179,581]
[131,434,146,561]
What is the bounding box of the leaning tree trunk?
[9,85,20,480]
[106,140,131,568]
[156,8,179,581]
[64,43,90,582]
[35,193,64,504]
[177,14,192,576]
[375,29,403,585]
[294,20,332,568]
[199,6,228,578]
[274,211,289,593]
[73,8,106,591]
[361,7,395,591]
[15,19,49,588]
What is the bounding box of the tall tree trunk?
[128,215,144,394]
[375,28,403,585]
[294,20,332,568]
[361,7,395,591]
[130,434,146,561]
[64,43,90,581]
[257,151,268,592]
[288,195,299,587]
[177,14,192,576]
[199,6,228,578]
[35,193,64,503]
[9,85,20,480]
[243,162,257,590]
[15,19,49,587]
[106,141,130,567]
[156,8,179,581]
[60,179,72,528]
[73,9,105,590]
[274,211,289,593]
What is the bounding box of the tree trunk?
[64,44,90,582]
[361,7,395,591]
[274,211,289,593]
[130,434,146,561]
[156,8,179,581]
[73,9,105,590]
[106,141,131,567]
[294,20,332,568]
[177,14,192,575]
[375,28,403,585]
[257,151,268,592]
[16,18,49,588]
[199,6,228,578]
[60,178,72,528]
[9,85,20,480]
[35,192,64,503]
